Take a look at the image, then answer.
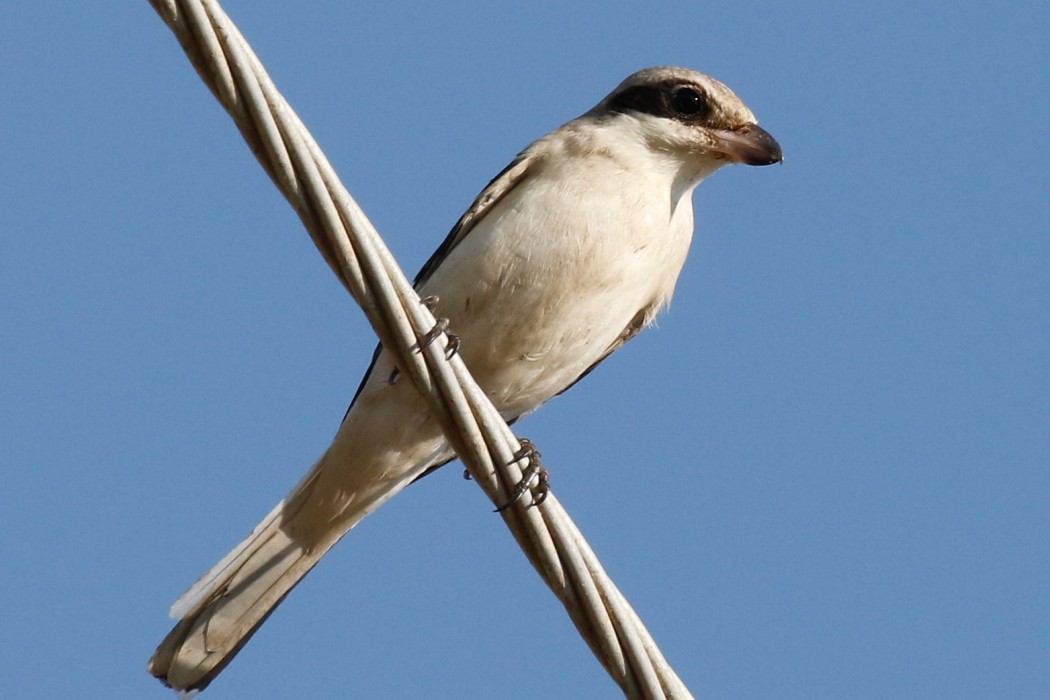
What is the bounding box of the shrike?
[150,66,782,692]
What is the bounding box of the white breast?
[419,122,698,419]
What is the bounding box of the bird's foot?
[418,317,459,359]
[443,333,460,359]
[390,315,457,386]
[418,317,450,350]
[495,439,550,512]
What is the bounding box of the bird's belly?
[429,231,686,418]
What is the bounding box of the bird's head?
[593,66,782,170]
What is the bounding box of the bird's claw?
[511,438,539,464]
[391,315,457,386]
[418,317,459,359]
[444,333,460,359]
[418,317,450,351]
[495,439,550,512]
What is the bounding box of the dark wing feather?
[343,151,536,417]
[414,151,533,288]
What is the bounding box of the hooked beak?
[710,123,783,166]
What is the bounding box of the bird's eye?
[672,87,708,118]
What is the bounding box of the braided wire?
[147,2,694,697]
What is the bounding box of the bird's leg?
[495,438,550,512]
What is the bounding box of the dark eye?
[672,87,709,118]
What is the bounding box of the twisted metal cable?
[147,1,694,697]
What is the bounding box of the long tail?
[148,446,417,693]
[147,473,333,692]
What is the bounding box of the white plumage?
[150,66,781,692]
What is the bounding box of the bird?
[149,65,782,692]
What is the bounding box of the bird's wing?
[413,151,534,287]
[555,303,654,398]
[344,151,537,413]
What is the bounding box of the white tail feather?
[149,442,434,693]
[150,500,338,692]
[150,384,450,692]
[169,498,288,620]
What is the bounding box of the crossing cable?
[147,2,695,697]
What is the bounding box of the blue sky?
[2,2,1048,698]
